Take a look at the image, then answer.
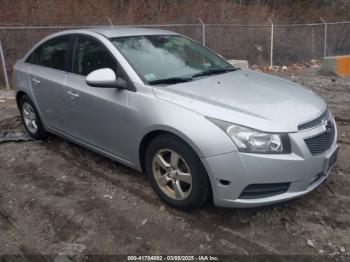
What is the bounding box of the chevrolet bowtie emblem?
[325,120,332,133]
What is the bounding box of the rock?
[205,233,213,242]
[307,239,315,248]
[103,194,113,200]
[318,249,325,255]
[184,233,191,238]
[141,218,148,226]
[160,206,165,212]
[64,242,87,255]
[220,239,234,248]
[339,246,345,253]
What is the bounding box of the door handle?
[31,78,41,86]
[66,90,80,99]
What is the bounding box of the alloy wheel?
[22,102,38,134]
[152,149,192,200]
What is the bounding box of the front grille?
[239,183,291,199]
[304,124,335,155]
[298,109,329,131]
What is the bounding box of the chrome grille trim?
[298,109,329,131]
[304,121,335,155]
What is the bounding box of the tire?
[19,95,49,140]
[145,134,210,211]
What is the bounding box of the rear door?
[27,35,72,129]
[62,35,130,159]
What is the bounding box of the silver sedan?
[13,27,338,210]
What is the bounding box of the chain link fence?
[1,21,350,88]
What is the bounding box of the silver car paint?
[13,27,338,208]
[153,69,326,133]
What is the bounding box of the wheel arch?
[16,91,27,108]
[138,127,204,173]
[138,128,213,205]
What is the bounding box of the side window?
[73,36,118,76]
[25,52,34,64]
[28,35,70,71]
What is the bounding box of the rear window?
[26,35,71,71]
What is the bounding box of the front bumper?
[202,129,338,208]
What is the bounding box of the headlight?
[208,118,291,154]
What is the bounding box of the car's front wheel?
[19,95,49,140]
[145,134,210,211]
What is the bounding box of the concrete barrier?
[227,60,249,69]
[322,55,350,77]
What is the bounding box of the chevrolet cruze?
[13,27,338,210]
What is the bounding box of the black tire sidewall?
[145,134,210,211]
[19,95,48,140]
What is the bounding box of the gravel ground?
[0,68,349,259]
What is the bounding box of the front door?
[62,35,130,159]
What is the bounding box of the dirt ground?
[0,68,349,259]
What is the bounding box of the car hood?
[152,69,327,132]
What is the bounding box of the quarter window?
[73,36,118,76]
[27,35,71,71]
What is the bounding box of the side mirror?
[86,68,127,89]
[114,76,128,89]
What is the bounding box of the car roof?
[81,26,179,38]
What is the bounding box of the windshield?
[110,35,235,84]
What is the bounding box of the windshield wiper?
[148,67,237,85]
[192,67,237,78]
[148,77,193,85]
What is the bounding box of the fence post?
[107,17,114,27]
[311,26,315,58]
[198,18,206,46]
[268,17,274,68]
[320,17,327,57]
[0,40,10,90]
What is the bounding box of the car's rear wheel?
[145,134,210,211]
[19,95,49,140]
